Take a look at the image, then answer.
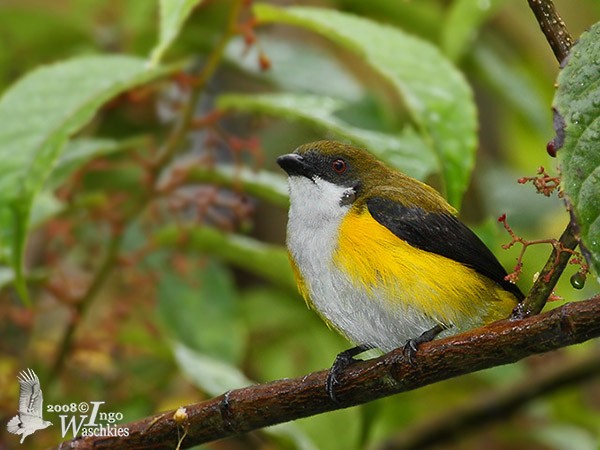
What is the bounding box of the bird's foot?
[326,344,373,402]
[403,324,447,364]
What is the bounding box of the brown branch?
[55,295,600,449]
[376,351,600,450]
[526,0,574,62]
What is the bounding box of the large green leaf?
[150,0,206,65]
[0,55,173,302]
[218,93,438,181]
[158,259,244,363]
[554,22,600,281]
[253,4,477,207]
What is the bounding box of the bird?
[7,368,53,443]
[277,141,524,399]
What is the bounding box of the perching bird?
[7,368,53,443]
[277,141,523,398]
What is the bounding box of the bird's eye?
[332,159,347,174]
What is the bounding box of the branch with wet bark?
[55,295,600,450]
[527,0,573,62]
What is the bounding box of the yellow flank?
[289,255,310,306]
[333,208,517,327]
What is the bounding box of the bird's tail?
[6,415,23,434]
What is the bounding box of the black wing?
[367,197,524,300]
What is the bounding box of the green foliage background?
[0,0,599,449]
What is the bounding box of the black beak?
[277,153,309,177]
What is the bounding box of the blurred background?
[0,0,599,449]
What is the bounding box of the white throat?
[286,175,351,293]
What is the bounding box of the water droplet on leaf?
[570,272,586,289]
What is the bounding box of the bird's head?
[277,140,452,218]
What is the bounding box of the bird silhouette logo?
[6,369,53,443]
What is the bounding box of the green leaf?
[554,22,600,280]
[296,408,363,450]
[218,93,438,181]
[49,137,148,189]
[188,163,290,208]
[150,0,205,65]
[158,259,244,363]
[0,266,14,290]
[30,192,64,229]
[225,36,364,101]
[253,4,477,207]
[153,225,297,292]
[532,424,597,450]
[0,55,173,303]
[472,43,551,134]
[441,0,506,61]
[174,342,251,394]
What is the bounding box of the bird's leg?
[403,324,447,364]
[326,344,374,402]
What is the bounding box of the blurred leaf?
[49,136,149,189]
[267,423,319,450]
[158,259,244,363]
[554,22,600,280]
[188,163,289,208]
[150,0,206,65]
[30,191,64,229]
[225,36,364,101]
[0,55,174,303]
[339,0,443,40]
[296,408,363,450]
[153,225,297,292]
[240,288,347,379]
[254,4,477,207]
[174,343,318,450]
[472,41,550,134]
[0,7,91,88]
[0,266,14,289]
[218,93,438,181]
[174,342,251,395]
[442,0,505,61]
[532,423,597,450]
